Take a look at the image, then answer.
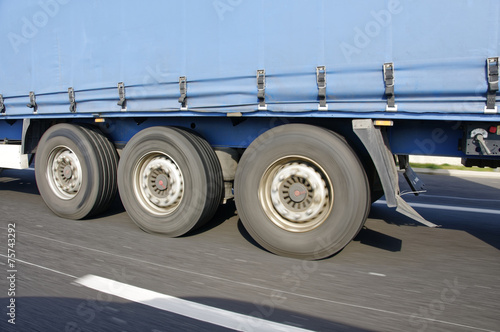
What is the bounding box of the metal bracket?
[27,91,37,113]
[398,155,426,195]
[178,76,188,110]
[485,57,499,114]
[68,87,76,113]
[117,82,126,110]
[257,69,267,110]
[353,119,437,227]
[316,66,328,111]
[0,94,5,115]
[383,63,397,112]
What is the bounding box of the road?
[0,169,499,332]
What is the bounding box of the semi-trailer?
[1,0,499,259]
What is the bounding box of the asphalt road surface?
[0,169,499,332]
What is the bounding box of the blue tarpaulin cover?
[0,0,499,119]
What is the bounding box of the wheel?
[117,127,223,237]
[35,123,117,219]
[234,124,370,260]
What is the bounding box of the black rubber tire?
[182,129,225,228]
[35,123,111,219]
[117,126,223,237]
[78,125,119,215]
[234,124,371,260]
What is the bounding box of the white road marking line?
[418,194,500,203]
[369,272,386,277]
[0,254,76,278]
[74,274,313,332]
[413,318,496,332]
[375,200,500,215]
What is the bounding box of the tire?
[117,126,223,237]
[35,123,116,219]
[78,125,119,215]
[234,124,370,260]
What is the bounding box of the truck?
[1,0,499,260]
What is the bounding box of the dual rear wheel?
[35,123,370,259]
[117,127,224,236]
[35,124,118,219]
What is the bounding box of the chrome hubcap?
[260,156,333,232]
[47,147,82,200]
[134,153,184,215]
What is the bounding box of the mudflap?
[353,119,438,228]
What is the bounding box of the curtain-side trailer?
[1,0,499,259]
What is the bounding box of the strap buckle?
[257,69,267,110]
[117,82,126,110]
[178,76,188,110]
[68,87,76,113]
[0,94,5,115]
[27,91,37,113]
[383,63,397,112]
[316,66,328,110]
[485,57,499,114]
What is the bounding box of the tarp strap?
[178,76,187,110]
[485,57,499,114]
[27,91,37,113]
[0,94,5,114]
[117,82,126,109]
[316,66,327,110]
[383,63,397,112]
[68,87,76,113]
[257,69,267,110]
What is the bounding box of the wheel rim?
[133,152,184,215]
[46,146,83,200]
[259,156,333,232]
